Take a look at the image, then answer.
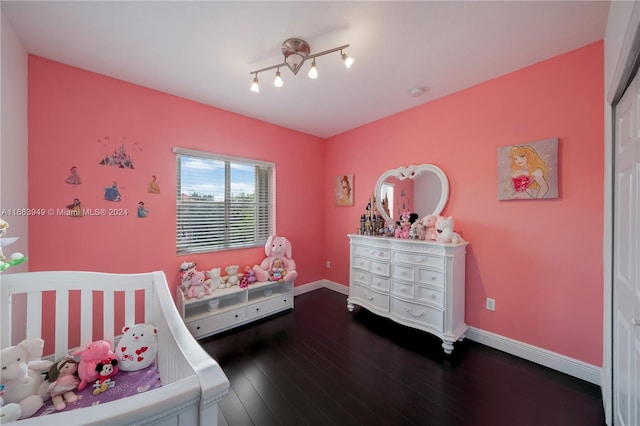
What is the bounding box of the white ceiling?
[1,1,609,138]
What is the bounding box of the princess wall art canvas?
[497,138,558,200]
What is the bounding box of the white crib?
[0,270,230,425]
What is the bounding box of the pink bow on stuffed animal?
[252,235,298,283]
[72,340,118,391]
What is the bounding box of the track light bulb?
[250,76,259,93]
[274,70,283,87]
[341,52,354,69]
[308,59,318,79]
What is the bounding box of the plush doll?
[46,357,79,410]
[240,266,257,288]
[92,358,118,395]
[434,216,465,244]
[252,235,298,283]
[187,271,211,299]
[116,323,158,371]
[268,258,287,282]
[72,340,117,391]
[0,385,22,423]
[205,267,225,290]
[394,212,419,239]
[223,265,241,287]
[0,338,53,419]
[178,261,197,291]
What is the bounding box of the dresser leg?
[347,300,354,312]
[442,340,455,355]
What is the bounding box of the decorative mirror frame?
[374,164,450,224]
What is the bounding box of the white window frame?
[174,147,275,255]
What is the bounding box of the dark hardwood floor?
[200,288,605,426]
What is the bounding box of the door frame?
[604,4,640,425]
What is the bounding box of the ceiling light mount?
[250,38,353,92]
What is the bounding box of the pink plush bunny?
[72,340,118,391]
[252,235,298,283]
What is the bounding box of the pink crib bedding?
[31,363,162,420]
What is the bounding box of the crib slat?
[55,291,69,360]
[145,287,153,324]
[80,290,93,345]
[124,289,135,327]
[104,290,114,341]
[26,292,43,339]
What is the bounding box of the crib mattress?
[31,363,162,420]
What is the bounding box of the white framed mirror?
[375,164,449,224]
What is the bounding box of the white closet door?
[613,69,640,426]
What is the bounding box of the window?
[174,147,274,254]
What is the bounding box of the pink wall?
[28,41,604,366]
[323,42,604,366]
[27,56,326,291]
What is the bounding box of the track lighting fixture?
[250,75,259,93]
[249,38,353,92]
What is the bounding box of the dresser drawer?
[392,280,414,299]
[371,275,390,292]
[186,307,247,337]
[370,260,391,277]
[352,269,371,286]
[352,244,391,261]
[391,298,443,332]
[392,264,415,281]
[351,284,390,312]
[417,269,445,288]
[416,286,444,308]
[352,255,371,271]
[393,251,445,270]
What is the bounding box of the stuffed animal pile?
[177,234,298,298]
[1,324,159,420]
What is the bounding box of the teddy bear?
[0,338,53,419]
[223,265,241,287]
[116,323,158,372]
[434,216,464,244]
[252,235,298,283]
[205,267,225,289]
[46,357,80,411]
[72,339,117,391]
[187,271,212,299]
[420,214,438,240]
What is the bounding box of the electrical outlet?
[486,298,496,311]
[326,261,331,269]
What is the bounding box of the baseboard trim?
[299,282,601,386]
[465,327,601,385]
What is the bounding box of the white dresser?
[347,234,468,354]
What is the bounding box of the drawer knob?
[430,294,436,299]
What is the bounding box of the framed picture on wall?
[497,138,558,200]
[335,174,354,206]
